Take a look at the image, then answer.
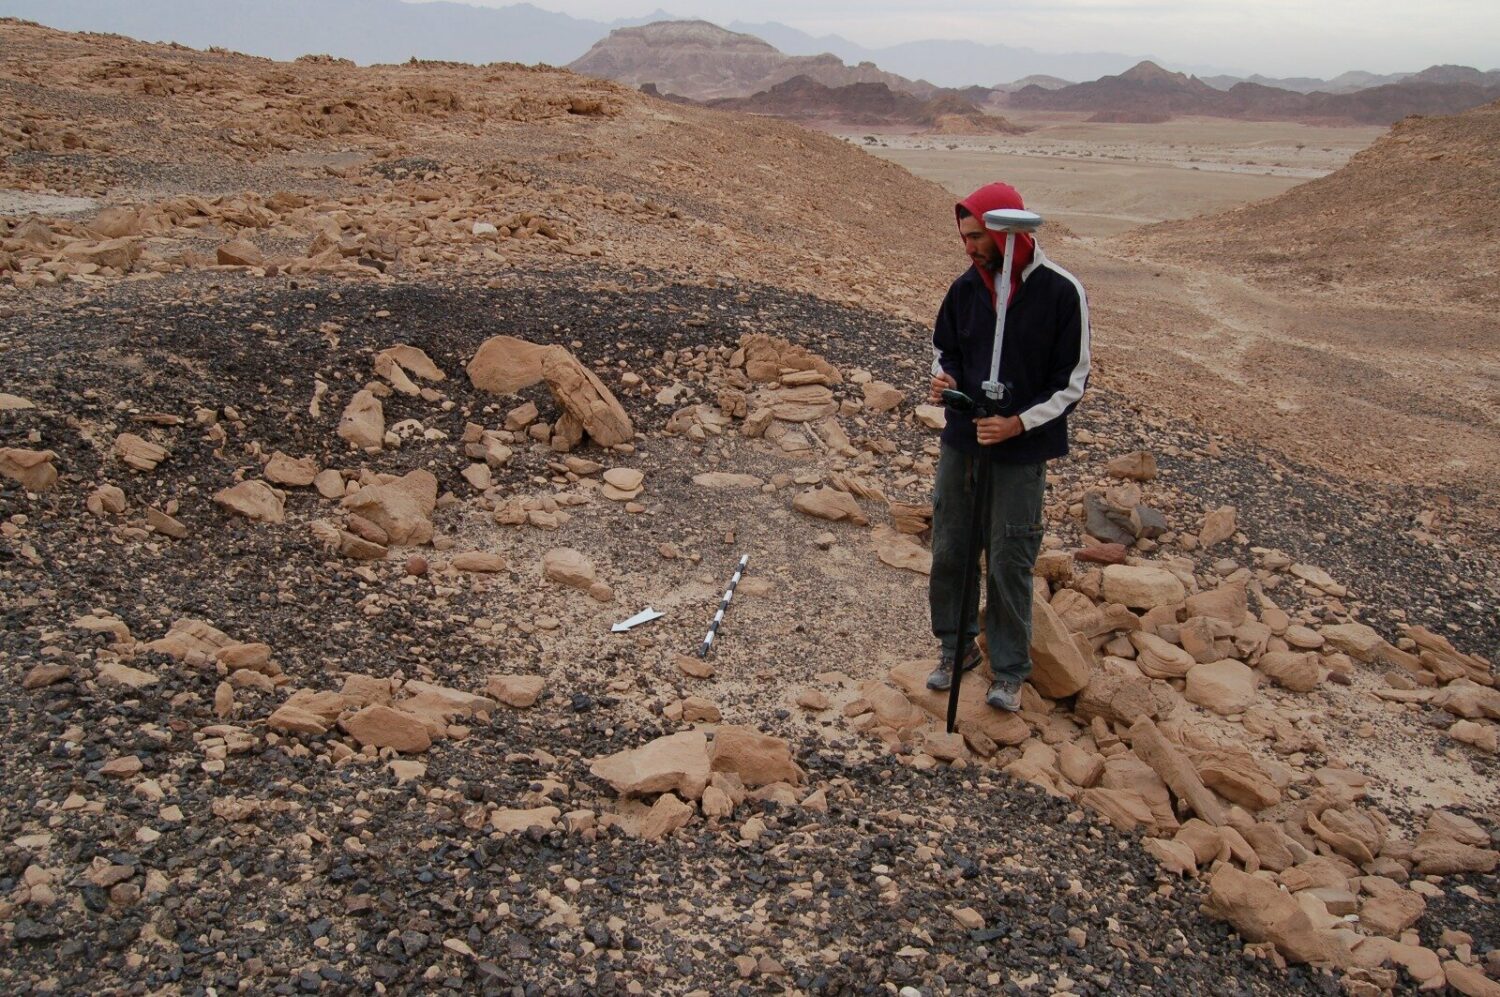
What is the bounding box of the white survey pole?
[980,208,1044,407]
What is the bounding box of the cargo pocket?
[1000,521,1044,568]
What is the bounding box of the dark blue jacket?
[933,245,1091,462]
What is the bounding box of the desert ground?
[1,20,1496,996]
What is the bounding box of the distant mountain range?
[3,0,1493,93]
[1009,61,1500,126]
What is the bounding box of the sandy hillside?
[1,19,1498,997]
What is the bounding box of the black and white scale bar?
[699,554,750,658]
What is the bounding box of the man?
[926,182,1090,711]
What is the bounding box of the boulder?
[376,344,445,382]
[1204,866,1330,964]
[1185,659,1257,715]
[1318,622,1386,662]
[542,547,596,589]
[491,806,560,835]
[467,334,549,394]
[1029,597,1092,698]
[1075,673,1178,725]
[872,525,930,574]
[487,674,545,708]
[0,448,59,491]
[1184,581,1248,627]
[114,433,168,471]
[1359,888,1426,938]
[336,389,385,450]
[450,551,506,573]
[1432,681,1500,720]
[213,480,285,524]
[1102,564,1185,609]
[339,705,432,753]
[1198,505,1237,547]
[216,239,264,267]
[1129,631,1196,679]
[590,732,710,800]
[710,725,804,788]
[1192,746,1281,811]
[1258,651,1322,693]
[639,793,694,841]
[264,452,319,486]
[1106,451,1157,481]
[341,470,437,545]
[861,381,904,412]
[541,347,633,447]
[793,487,867,525]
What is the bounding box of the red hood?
[957,182,1035,306]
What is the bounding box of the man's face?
[959,216,1000,273]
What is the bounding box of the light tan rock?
[861,381,904,412]
[341,470,437,545]
[1450,719,1498,752]
[1433,681,1500,720]
[1198,506,1237,548]
[692,471,763,489]
[86,484,127,516]
[485,674,544,708]
[1106,451,1157,481]
[491,806,560,834]
[1444,962,1500,997]
[639,793,693,841]
[467,334,549,394]
[1184,581,1248,627]
[376,344,445,382]
[1129,630,1197,679]
[1360,888,1426,938]
[710,725,804,788]
[541,347,633,447]
[793,487,867,525]
[451,551,506,573]
[213,480,285,524]
[339,705,432,753]
[1192,746,1281,811]
[264,452,318,486]
[336,389,385,449]
[216,239,264,267]
[542,547,596,589]
[1029,596,1092,698]
[914,404,946,430]
[889,658,1030,745]
[1128,717,1225,825]
[267,704,328,735]
[114,433,168,472]
[1204,866,1330,964]
[591,732,710,800]
[1258,651,1322,693]
[1102,564,1184,609]
[1185,659,1257,715]
[1319,622,1385,662]
[872,524,930,574]
[145,505,188,538]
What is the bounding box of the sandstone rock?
[339,705,432,753]
[114,433,169,472]
[1433,681,1500,720]
[342,470,437,545]
[0,392,36,411]
[1075,542,1129,565]
[1359,888,1426,938]
[1102,564,1184,609]
[590,731,710,800]
[542,547,596,589]
[376,344,445,382]
[264,452,318,486]
[1192,746,1281,811]
[915,404,946,430]
[739,332,840,384]
[1204,866,1330,964]
[313,469,345,498]
[1080,787,1155,831]
[793,487,867,525]
[1291,562,1345,595]
[216,239,264,267]
[451,551,506,573]
[467,334,549,394]
[213,480,285,523]
[1184,581,1247,626]
[639,793,693,842]
[491,806,560,834]
[267,704,328,735]
[1198,505,1237,547]
[1450,719,1498,752]
[1185,659,1257,715]
[487,674,544,708]
[1059,742,1104,788]
[1411,828,1499,875]
[1317,622,1385,661]
[336,389,385,449]
[710,725,803,788]
[675,653,714,679]
[1106,450,1157,481]
[1128,717,1226,825]
[1129,630,1196,679]
[888,659,1030,744]
[389,759,426,783]
[923,731,968,763]
[796,689,830,711]
[542,347,633,447]
[100,755,143,779]
[61,236,140,271]
[1258,651,1322,693]
[86,483,127,516]
[872,525,930,574]
[861,381,904,412]
[1029,596,1091,698]
[1074,673,1177,726]
[1444,962,1500,997]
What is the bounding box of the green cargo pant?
[928,447,1047,684]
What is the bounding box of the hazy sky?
[435,0,1500,76]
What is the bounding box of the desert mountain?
[1132,98,1500,308]
[1011,60,1500,124]
[568,20,939,101]
[700,76,1027,133]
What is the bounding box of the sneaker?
[986,678,1022,712]
[926,643,982,691]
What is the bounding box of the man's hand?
[929,372,955,404]
[976,414,1023,446]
